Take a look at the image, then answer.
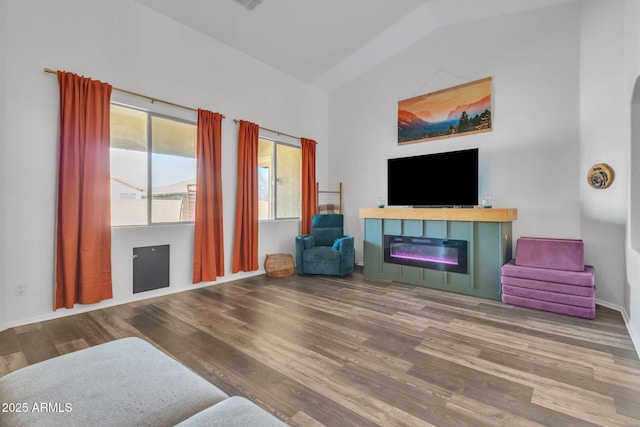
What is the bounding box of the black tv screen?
[387,148,478,207]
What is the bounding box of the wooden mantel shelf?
[359,207,517,222]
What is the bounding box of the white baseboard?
[1,286,194,332]
[0,270,265,333]
[596,298,640,358]
[622,312,640,358]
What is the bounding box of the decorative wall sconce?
[587,163,615,189]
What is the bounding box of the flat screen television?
[387,148,478,207]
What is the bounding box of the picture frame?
[398,77,492,145]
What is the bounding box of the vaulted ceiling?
[134,0,574,92]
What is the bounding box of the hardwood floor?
[2,268,640,426]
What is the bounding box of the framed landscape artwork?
[398,77,492,145]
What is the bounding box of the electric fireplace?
[384,235,468,274]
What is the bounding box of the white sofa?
[0,337,286,426]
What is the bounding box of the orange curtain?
[300,138,317,234]
[54,71,113,310]
[232,121,260,273]
[192,110,224,283]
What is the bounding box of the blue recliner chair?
[295,214,355,276]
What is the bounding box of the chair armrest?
[295,234,314,273]
[334,236,355,275]
[332,235,354,252]
[296,234,315,249]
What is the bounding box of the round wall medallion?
[587,163,614,189]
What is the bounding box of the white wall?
[625,0,640,352]
[628,100,640,350]
[579,0,627,309]
[0,0,328,330]
[0,0,8,328]
[330,4,581,263]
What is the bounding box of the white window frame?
[110,93,197,227]
[258,135,301,221]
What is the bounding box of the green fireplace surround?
[360,208,517,300]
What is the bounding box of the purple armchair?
[501,237,596,319]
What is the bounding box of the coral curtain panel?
[232,120,260,273]
[54,71,113,309]
[192,110,225,283]
[300,138,317,235]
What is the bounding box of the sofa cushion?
[176,396,287,426]
[0,337,228,427]
[515,237,585,271]
[502,294,596,319]
[502,260,594,287]
[312,227,343,247]
[311,214,344,246]
[301,246,342,275]
[303,246,341,263]
[501,276,595,297]
[502,284,595,308]
[301,235,315,249]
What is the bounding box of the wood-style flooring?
[1,267,639,426]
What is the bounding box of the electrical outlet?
[15,284,26,297]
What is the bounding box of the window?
[110,104,197,226]
[258,137,301,220]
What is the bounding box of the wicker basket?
[264,253,295,278]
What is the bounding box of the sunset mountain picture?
[398,77,492,144]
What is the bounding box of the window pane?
[258,139,274,220]
[110,105,148,226]
[257,138,301,220]
[151,116,197,223]
[276,143,301,218]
